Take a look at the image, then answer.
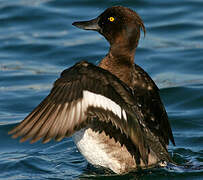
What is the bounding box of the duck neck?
[109,43,136,64]
[99,44,136,86]
[104,26,140,66]
[100,41,136,69]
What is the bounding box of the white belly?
[72,128,122,173]
[72,128,162,174]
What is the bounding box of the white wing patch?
[122,109,127,122]
[83,90,127,121]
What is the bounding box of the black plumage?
[9,6,175,173]
[9,61,151,163]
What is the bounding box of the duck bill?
[72,17,100,31]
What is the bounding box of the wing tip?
[8,128,17,135]
[19,138,27,143]
[8,131,13,135]
[169,133,176,146]
[139,145,149,166]
[11,133,19,139]
[42,138,51,144]
[55,136,64,142]
[171,139,176,146]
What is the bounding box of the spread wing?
[9,61,150,163]
[132,64,175,147]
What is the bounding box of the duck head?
[72,6,145,53]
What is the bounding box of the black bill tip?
[72,17,100,31]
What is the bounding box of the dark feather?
[9,61,150,163]
[132,64,175,146]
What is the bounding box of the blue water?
[0,0,203,179]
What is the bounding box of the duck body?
[72,56,171,174]
[9,6,175,174]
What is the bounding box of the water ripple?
[0,0,203,179]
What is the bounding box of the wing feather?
[9,61,154,163]
[30,104,60,143]
[13,101,51,139]
[20,103,56,143]
[55,103,69,141]
[132,64,175,146]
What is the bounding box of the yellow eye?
[108,17,115,22]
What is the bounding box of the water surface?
[0,0,203,179]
